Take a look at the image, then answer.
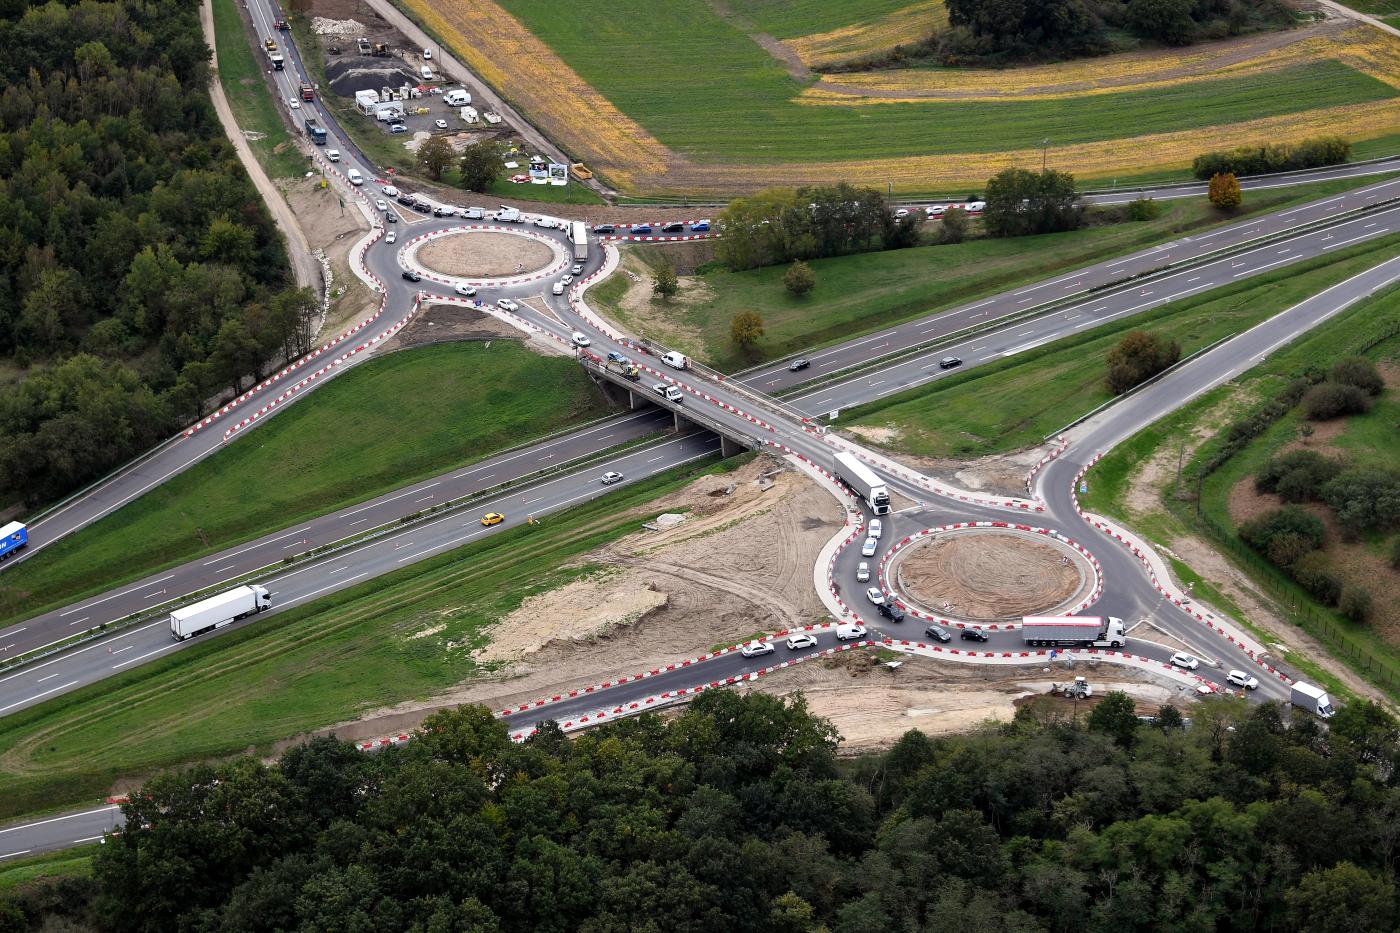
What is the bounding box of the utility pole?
[1041,138,1050,173]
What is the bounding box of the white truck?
[1290,681,1336,718]
[832,452,891,515]
[443,89,471,107]
[170,585,271,641]
[1022,616,1126,649]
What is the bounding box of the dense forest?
[8,690,1399,931]
[0,0,314,508]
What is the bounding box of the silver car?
[740,641,775,658]
[860,537,878,557]
[600,471,624,485]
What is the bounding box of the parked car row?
[591,220,709,236]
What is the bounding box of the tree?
[1154,704,1184,730]
[1339,585,1374,622]
[1127,196,1161,221]
[418,136,455,181]
[1105,329,1181,394]
[1330,356,1384,396]
[1127,0,1197,45]
[1208,172,1242,209]
[731,310,764,350]
[458,140,506,192]
[784,260,815,297]
[938,206,968,244]
[982,168,1081,238]
[1304,382,1372,420]
[1286,862,1397,933]
[210,315,264,395]
[652,259,678,299]
[1087,691,1139,747]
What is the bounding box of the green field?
[724,0,917,36]
[210,0,305,179]
[0,847,95,892]
[0,343,609,627]
[842,233,1400,458]
[497,0,1393,165]
[0,457,726,822]
[594,175,1396,371]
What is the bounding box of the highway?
[0,0,1396,857]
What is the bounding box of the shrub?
[1255,449,1341,502]
[1292,551,1342,605]
[1264,531,1311,569]
[730,310,764,350]
[1304,382,1372,420]
[1127,197,1162,221]
[1192,136,1351,179]
[1105,330,1181,394]
[652,259,678,299]
[1240,505,1325,556]
[1390,536,1400,570]
[1329,357,1384,397]
[1208,173,1242,209]
[784,260,815,298]
[1320,469,1400,537]
[938,206,969,244]
[1338,585,1373,622]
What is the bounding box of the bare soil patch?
[282,182,374,339]
[378,301,543,353]
[896,530,1083,620]
[417,231,553,277]
[609,251,708,350]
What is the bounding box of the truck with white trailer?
[570,220,588,261]
[0,521,27,560]
[1290,681,1336,718]
[832,452,891,515]
[169,585,271,641]
[1022,616,1126,648]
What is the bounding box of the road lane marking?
[201,527,312,565]
[0,680,79,712]
[0,851,29,860]
[68,617,88,627]
[60,575,175,616]
[1234,254,1301,276]
[414,495,433,503]
[0,806,119,836]
[276,574,368,609]
[1324,228,1390,250]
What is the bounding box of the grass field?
[210,0,305,179]
[840,232,1400,458]
[400,0,1400,194]
[0,847,95,892]
[1078,284,1400,699]
[0,343,609,628]
[593,175,1396,371]
[0,457,726,822]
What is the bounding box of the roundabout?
[399,225,570,288]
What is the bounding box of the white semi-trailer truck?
[1290,681,1336,718]
[1022,616,1126,648]
[833,452,891,515]
[169,585,271,641]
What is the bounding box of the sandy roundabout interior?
[892,529,1092,622]
[416,231,555,278]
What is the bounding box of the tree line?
[0,0,313,508]
[8,688,1400,931]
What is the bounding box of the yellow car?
[480,512,505,527]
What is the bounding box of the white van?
[420,65,434,81]
[661,351,688,370]
[325,149,341,162]
[346,168,364,186]
[836,623,868,641]
[443,89,471,107]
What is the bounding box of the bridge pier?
[720,435,745,458]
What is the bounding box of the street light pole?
[1041,138,1050,173]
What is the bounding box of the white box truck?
[832,452,891,515]
[1022,616,1126,648]
[170,585,271,641]
[1290,681,1336,718]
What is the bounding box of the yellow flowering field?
[785,0,946,68]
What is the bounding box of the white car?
[570,331,591,347]
[533,217,555,228]
[422,47,432,59]
[740,641,775,658]
[894,208,909,218]
[785,633,818,650]
[865,587,885,606]
[288,99,300,109]
[860,537,878,557]
[600,471,624,485]
[435,119,448,130]
[496,298,519,312]
[385,232,396,244]
[1170,652,1201,671]
[836,623,868,641]
[571,263,584,275]
[560,274,575,286]
[376,199,388,211]
[867,519,882,540]
[855,561,870,583]
[454,283,477,297]
[1226,670,1259,690]
[382,184,399,197]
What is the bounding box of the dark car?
[789,358,810,372]
[661,222,684,234]
[878,602,905,622]
[939,356,962,369]
[275,19,289,30]
[629,224,653,234]
[397,194,415,206]
[593,223,616,234]
[412,201,431,213]
[960,628,989,642]
[401,270,421,282]
[385,212,398,223]
[924,624,951,643]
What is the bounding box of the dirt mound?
[417,232,553,278]
[475,573,669,664]
[897,531,1081,621]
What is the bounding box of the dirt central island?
[895,530,1085,621]
[417,231,554,278]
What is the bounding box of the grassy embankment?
[1078,284,1400,699]
[0,343,610,627]
[209,0,306,179]
[0,456,729,822]
[0,848,96,891]
[591,174,1398,371]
